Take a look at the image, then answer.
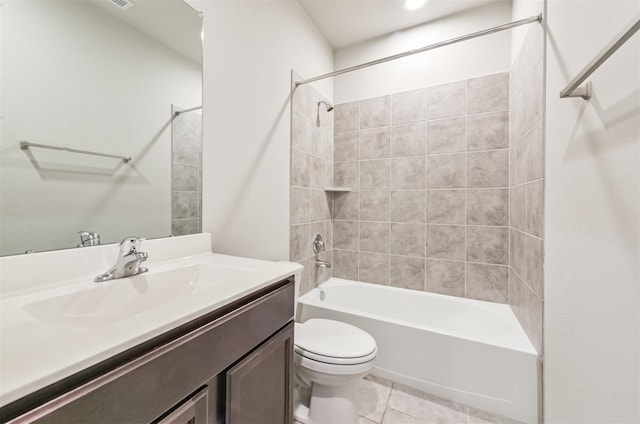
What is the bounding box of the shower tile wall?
[290,75,334,295]
[332,72,511,304]
[171,106,202,236]
[509,24,545,355]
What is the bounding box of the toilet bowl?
[280,261,377,424]
[293,318,377,424]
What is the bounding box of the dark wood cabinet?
[226,323,294,424]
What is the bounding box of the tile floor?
[297,375,523,424]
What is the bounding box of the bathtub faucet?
[315,259,332,268]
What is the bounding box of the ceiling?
[298,0,505,49]
[89,0,202,64]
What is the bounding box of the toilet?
[291,269,377,424]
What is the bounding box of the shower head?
[317,100,334,112]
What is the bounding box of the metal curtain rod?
[173,105,203,116]
[295,14,542,86]
[560,13,640,100]
[20,141,131,163]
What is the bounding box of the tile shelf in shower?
[323,187,352,192]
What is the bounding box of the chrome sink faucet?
[94,237,148,282]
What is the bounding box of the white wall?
[333,1,512,104]
[510,0,543,63]
[185,0,333,261]
[544,1,640,422]
[0,1,201,255]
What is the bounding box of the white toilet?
[292,270,377,424]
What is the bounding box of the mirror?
[0,0,203,256]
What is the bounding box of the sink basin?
[23,263,256,330]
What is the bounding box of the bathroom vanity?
[0,234,300,424]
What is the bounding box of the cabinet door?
[155,387,208,424]
[226,323,294,424]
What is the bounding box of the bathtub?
[296,278,538,424]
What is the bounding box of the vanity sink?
[23,263,256,330]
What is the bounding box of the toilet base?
[293,381,359,424]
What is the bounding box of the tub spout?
[315,260,332,268]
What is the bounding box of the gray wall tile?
[360,222,390,253]
[334,101,359,133]
[467,72,509,114]
[172,134,201,165]
[427,117,466,154]
[334,162,359,190]
[467,226,508,265]
[290,224,309,261]
[334,249,358,280]
[525,234,544,298]
[426,154,465,188]
[510,184,526,232]
[334,191,359,220]
[172,191,200,221]
[309,189,330,222]
[466,263,509,303]
[390,157,426,189]
[390,190,425,223]
[467,150,509,188]
[292,110,311,153]
[361,127,390,159]
[290,187,309,224]
[309,156,331,189]
[510,269,543,354]
[392,88,427,124]
[526,179,544,237]
[427,81,466,120]
[172,219,200,236]
[511,228,526,278]
[335,131,359,162]
[361,96,390,129]
[390,256,425,290]
[291,148,310,187]
[334,220,359,250]
[427,190,465,224]
[467,111,509,151]
[361,159,390,189]
[466,189,508,226]
[391,223,426,257]
[391,122,426,157]
[359,252,390,284]
[426,225,465,260]
[361,191,390,222]
[172,163,198,191]
[425,259,465,296]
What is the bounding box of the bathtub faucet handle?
[312,233,326,254]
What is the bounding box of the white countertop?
[0,234,302,407]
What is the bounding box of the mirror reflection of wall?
[0,0,203,256]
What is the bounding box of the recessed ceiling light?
[404,0,425,10]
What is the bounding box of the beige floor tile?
[467,406,525,424]
[356,375,393,423]
[381,408,430,424]
[359,416,379,424]
[387,383,468,424]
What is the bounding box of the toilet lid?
[295,319,377,362]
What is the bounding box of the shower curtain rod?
[295,14,542,87]
[173,105,202,116]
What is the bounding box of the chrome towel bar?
[20,141,131,163]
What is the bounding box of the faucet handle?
[119,236,145,255]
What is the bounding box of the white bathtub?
[296,278,539,424]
